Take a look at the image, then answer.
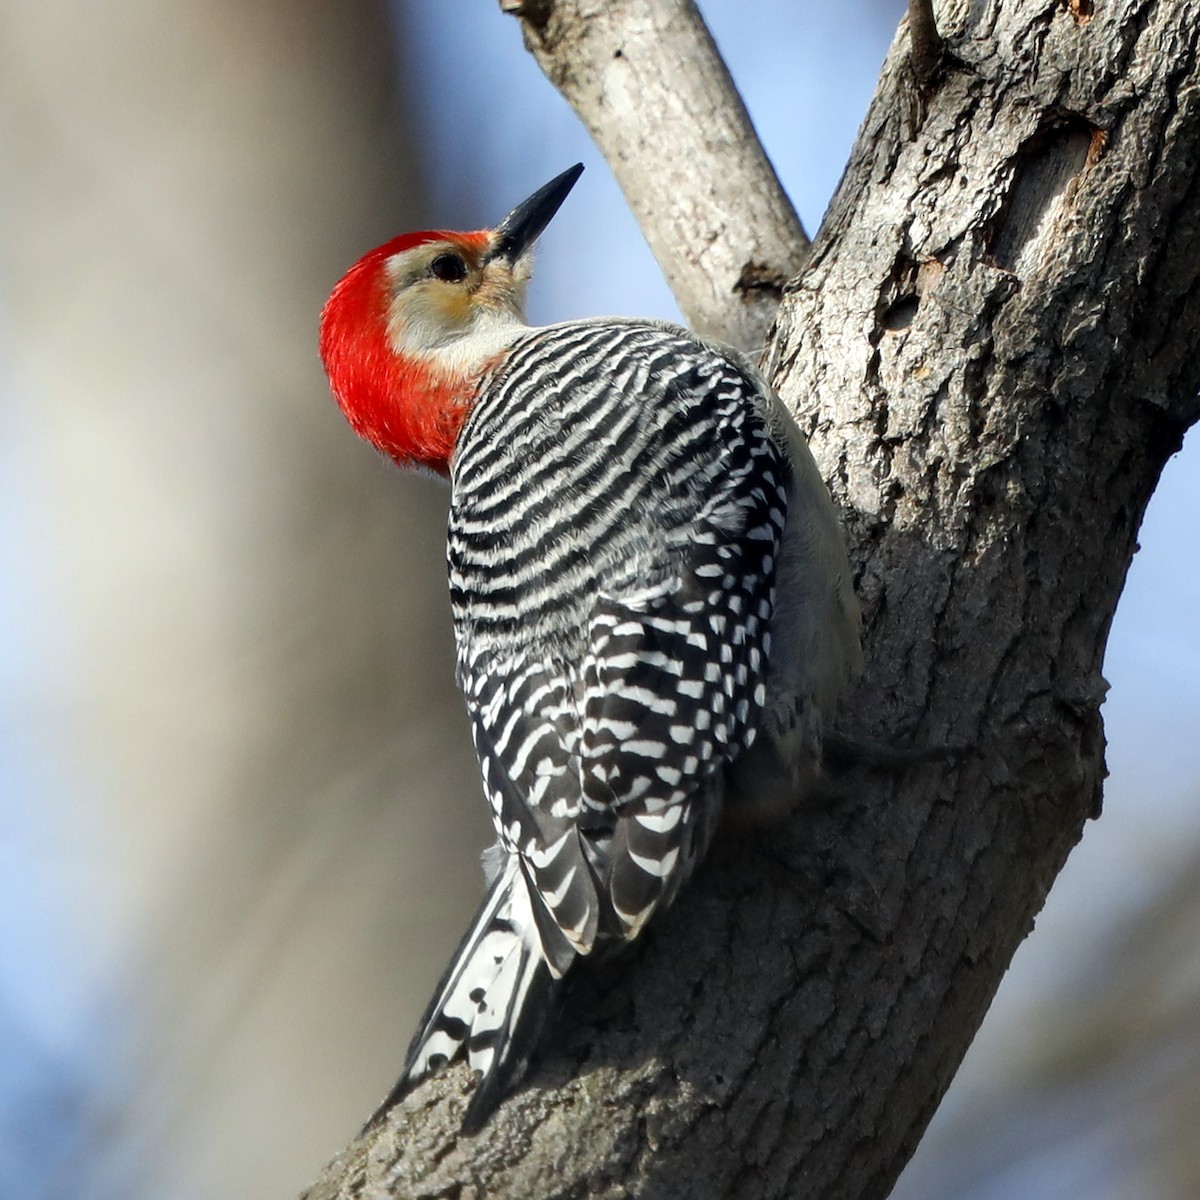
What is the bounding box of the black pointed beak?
[488,163,584,264]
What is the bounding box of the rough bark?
[500,0,810,353]
[303,1,1200,1197]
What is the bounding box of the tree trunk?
[302,1,1200,1197]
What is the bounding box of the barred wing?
[450,320,788,947]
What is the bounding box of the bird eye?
[430,253,467,283]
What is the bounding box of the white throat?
[414,312,531,378]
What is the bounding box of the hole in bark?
[734,260,788,303]
[882,295,920,331]
[500,0,553,30]
[986,114,1101,276]
[878,254,940,335]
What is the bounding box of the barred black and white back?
[374,320,857,1131]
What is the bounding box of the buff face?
[381,234,532,357]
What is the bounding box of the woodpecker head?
[320,164,584,475]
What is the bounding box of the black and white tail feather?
[365,781,724,1134]
[366,855,559,1135]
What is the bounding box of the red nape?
[319,231,487,475]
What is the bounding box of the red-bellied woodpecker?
[319,164,861,1133]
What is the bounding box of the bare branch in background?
[500,0,809,352]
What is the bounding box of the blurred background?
[0,1,1197,1197]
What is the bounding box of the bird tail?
[365,854,561,1135]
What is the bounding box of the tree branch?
[303,1,1200,1197]
[906,0,944,91]
[500,0,810,352]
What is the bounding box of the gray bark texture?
[302,1,1200,1197]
